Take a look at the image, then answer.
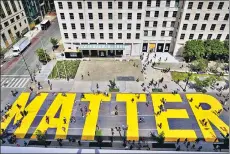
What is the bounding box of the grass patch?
[109,88,120,92]
[171,71,222,81]
[49,60,80,79]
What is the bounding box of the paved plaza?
[1,92,229,144]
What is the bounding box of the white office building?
[54,0,229,58]
[0,0,30,49]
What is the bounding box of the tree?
[224,40,229,50]
[50,37,58,48]
[36,48,51,64]
[183,40,205,62]
[108,79,117,89]
[194,77,210,92]
[204,40,227,61]
[151,132,165,145]
[35,130,47,147]
[190,58,208,73]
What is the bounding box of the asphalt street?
[1,19,61,76]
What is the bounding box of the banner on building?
[148,43,156,53]
[142,43,148,52]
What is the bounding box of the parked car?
[12,37,30,56]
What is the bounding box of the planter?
[109,88,120,92]
[152,142,176,148]
[152,88,163,92]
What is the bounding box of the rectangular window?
[185,13,190,20]
[82,33,86,39]
[64,33,69,39]
[127,33,131,39]
[191,24,197,30]
[68,2,72,9]
[99,23,103,29]
[187,2,193,9]
[204,13,210,20]
[169,31,173,36]
[17,0,21,9]
[91,33,95,39]
[108,2,112,9]
[16,15,20,20]
[109,23,113,29]
[10,0,17,12]
[161,31,165,36]
[88,13,93,19]
[98,2,102,9]
[138,2,142,9]
[224,14,229,20]
[118,13,122,19]
[10,18,15,23]
[73,33,77,39]
[13,25,17,30]
[147,0,151,7]
[156,0,161,7]
[118,2,122,9]
[197,2,203,9]
[154,11,159,17]
[194,13,200,20]
[144,31,148,36]
[220,24,225,30]
[69,13,74,19]
[162,21,167,27]
[80,23,85,29]
[88,2,92,9]
[166,0,171,7]
[182,24,187,30]
[207,34,212,40]
[98,13,103,19]
[172,11,177,17]
[109,13,113,19]
[118,23,122,30]
[218,2,224,9]
[136,24,141,30]
[58,2,63,9]
[137,13,142,19]
[201,24,206,30]
[210,24,216,30]
[71,23,76,29]
[79,13,83,19]
[164,11,169,17]
[4,21,9,27]
[3,0,12,15]
[145,21,149,27]
[189,34,194,39]
[152,30,156,36]
[180,34,185,39]
[198,34,203,40]
[128,2,132,9]
[118,33,122,39]
[90,23,94,29]
[60,13,65,19]
[109,33,113,39]
[136,33,140,39]
[128,13,132,19]
[216,34,222,40]
[207,2,213,9]
[153,21,158,27]
[170,21,175,27]
[127,23,131,30]
[214,14,220,20]
[77,2,82,9]
[225,34,229,40]
[146,11,150,17]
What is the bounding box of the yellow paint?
[31,93,76,139]
[81,93,111,140]
[151,94,197,142]
[1,93,48,138]
[186,94,229,142]
[116,94,146,141]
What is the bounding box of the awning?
[79,44,126,50]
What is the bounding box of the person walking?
[63,117,67,124]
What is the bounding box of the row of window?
[1,0,22,18]
[59,1,144,10]
[180,33,229,40]
[63,32,141,39]
[182,24,226,31]
[2,17,26,29]
[184,13,229,21]
[187,1,225,10]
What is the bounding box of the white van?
[12,37,31,56]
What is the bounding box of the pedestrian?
[176,145,180,151]
[197,146,202,151]
[63,117,67,124]
[78,140,82,146]
[186,141,190,149]
[29,87,33,92]
[46,116,49,124]
[96,83,99,89]
[24,141,27,146]
[62,127,66,132]
[81,74,84,79]
[11,90,16,97]
[48,80,50,85]
[16,104,21,109]
[195,138,200,144]
[158,123,162,129]
[176,138,180,144]
[20,111,24,117]
[115,105,118,110]
[88,72,90,76]
[191,143,195,149]
[23,110,28,116]
[50,84,52,90]
[184,138,188,144]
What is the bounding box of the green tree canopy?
[36,48,51,63]
[50,37,58,47]
[190,58,208,72]
[35,130,47,147]
[204,40,227,61]
[183,40,205,62]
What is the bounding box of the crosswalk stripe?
[12,78,24,87]
[1,78,7,84]
[7,78,17,87]
[17,78,27,87]
[1,78,11,87]
[21,78,30,88]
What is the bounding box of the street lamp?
[20,52,33,82]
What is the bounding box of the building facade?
[0,0,30,49]
[54,0,229,58]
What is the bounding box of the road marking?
[1,78,30,88]
[14,78,25,87]
[1,75,30,77]
[7,78,17,87]
[21,78,30,88]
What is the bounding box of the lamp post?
[20,52,33,81]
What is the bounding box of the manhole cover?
[117,76,135,81]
